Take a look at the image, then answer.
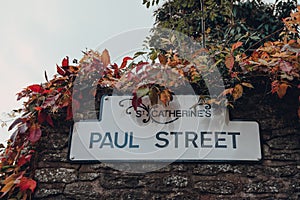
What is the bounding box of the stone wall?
[33,83,300,200]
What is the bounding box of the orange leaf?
[232,84,243,101]
[159,89,173,106]
[158,54,167,65]
[101,49,111,67]
[277,83,289,98]
[0,180,15,197]
[225,55,234,71]
[231,41,243,53]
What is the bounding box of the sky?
[0,0,287,143]
[0,0,158,142]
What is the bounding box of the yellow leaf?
[101,49,110,67]
[232,84,243,101]
[241,82,254,88]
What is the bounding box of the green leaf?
[136,87,149,98]
[133,51,147,59]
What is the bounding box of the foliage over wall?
[145,0,297,50]
[0,1,299,199]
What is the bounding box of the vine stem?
[243,27,284,53]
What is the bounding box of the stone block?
[194,180,236,194]
[35,168,77,183]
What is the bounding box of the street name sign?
[69,95,261,162]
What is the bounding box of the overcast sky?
[0,0,157,142]
[0,0,289,143]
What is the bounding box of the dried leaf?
[149,87,159,105]
[221,88,234,96]
[232,84,243,101]
[101,49,110,67]
[241,82,254,88]
[225,55,234,71]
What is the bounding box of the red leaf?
[111,63,118,70]
[18,177,36,192]
[66,105,73,121]
[57,87,64,93]
[42,89,52,94]
[17,154,32,167]
[132,93,142,111]
[28,124,42,143]
[41,94,60,108]
[34,106,43,111]
[28,84,43,93]
[114,68,120,79]
[8,118,23,131]
[37,112,46,124]
[46,115,54,127]
[120,57,133,69]
[56,64,65,76]
[62,56,69,67]
[136,62,149,73]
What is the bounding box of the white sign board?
[69,95,261,162]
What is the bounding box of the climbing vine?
[0,4,299,200]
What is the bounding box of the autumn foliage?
[0,5,299,200]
